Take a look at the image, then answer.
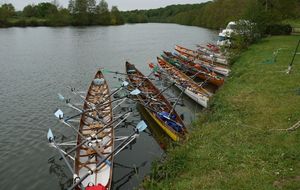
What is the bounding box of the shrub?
[265,24,292,35]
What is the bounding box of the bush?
[14,19,27,27]
[265,24,292,35]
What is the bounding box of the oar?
[168,85,186,118]
[96,80,129,106]
[127,95,184,129]
[94,88,140,110]
[68,120,148,190]
[54,109,94,142]
[47,129,74,175]
[57,109,132,158]
[61,81,130,112]
[54,109,116,166]
[103,69,156,80]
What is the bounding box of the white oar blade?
[58,93,65,101]
[122,81,129,87]
[47,128,54,141]
[137,120,147,132]
[130,88,141,96]
[54,109,64,119]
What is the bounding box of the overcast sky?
[2,0,208,11]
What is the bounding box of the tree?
[74,0,88,14]
[68,0,75,14]
[1,3,15,17]
[96,0,111,25]
[87,0,96,14]
[73,0,89,25]
[110,6,124,25]
[36,3,58,18]
[0,4,15,26]
[97,0,108,14]
[23,4,37,17]
[48,8,71,26]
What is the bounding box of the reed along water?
[0,23,217,190]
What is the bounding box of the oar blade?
[137,120,147,132]
[130,88,141,96]
[54,109,64,119]
[102,69,112,74]
[122,81,129,87]
[58,93,65,101]
[47,128,54,142]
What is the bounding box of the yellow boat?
[126,61,187,141]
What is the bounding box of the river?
[0,23,217,190]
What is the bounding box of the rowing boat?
[173,50,230,77]
[126,61,187,141]
[75,70,114,190]
[175,45,228,66]
[196,44,226,59]
[162,51,225,87]
[157,57,211,108]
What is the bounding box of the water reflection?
[0,23,216,190]
[48,157,73,190]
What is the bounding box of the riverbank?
[144,35,300,189]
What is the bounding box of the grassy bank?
[144,35,300,189]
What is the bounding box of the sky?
[1,0,208,11]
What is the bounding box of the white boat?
[157,57,210,108]
[217,21,237,46]
[217,20,255,46]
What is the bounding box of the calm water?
[0,23,217,190]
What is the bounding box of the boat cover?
[157,112,183,132]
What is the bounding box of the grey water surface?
[0,23,217,190]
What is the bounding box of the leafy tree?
[48,8,71,26]
[68,0,75,14]
[96,0,111,25]
[87,0,96,14]
[1,3,15,17]
[36,3,58,18]
[111,6,124,25]
[97,0,108,14]
[23,5,37,17]
[73,0,88,25]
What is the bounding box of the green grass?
[143,36,300,190]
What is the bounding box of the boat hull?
[75,70,114,190]
[157,57,210,108]
[126,62,187,141]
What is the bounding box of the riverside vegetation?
[144,35,300,190]
[1,0,299,189]
[0,0,124,27]
[1,0,299,30]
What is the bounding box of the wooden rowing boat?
[75,70,114,190]
[173,49,230,77]
[125,61,187,141]
[175,45,228,66]
[196,44,226,59]
[157,57,211,108]
[162,51,225,87]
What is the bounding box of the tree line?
[1,0,299,29]
[0,0,124,27]
[122,0,300,32]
